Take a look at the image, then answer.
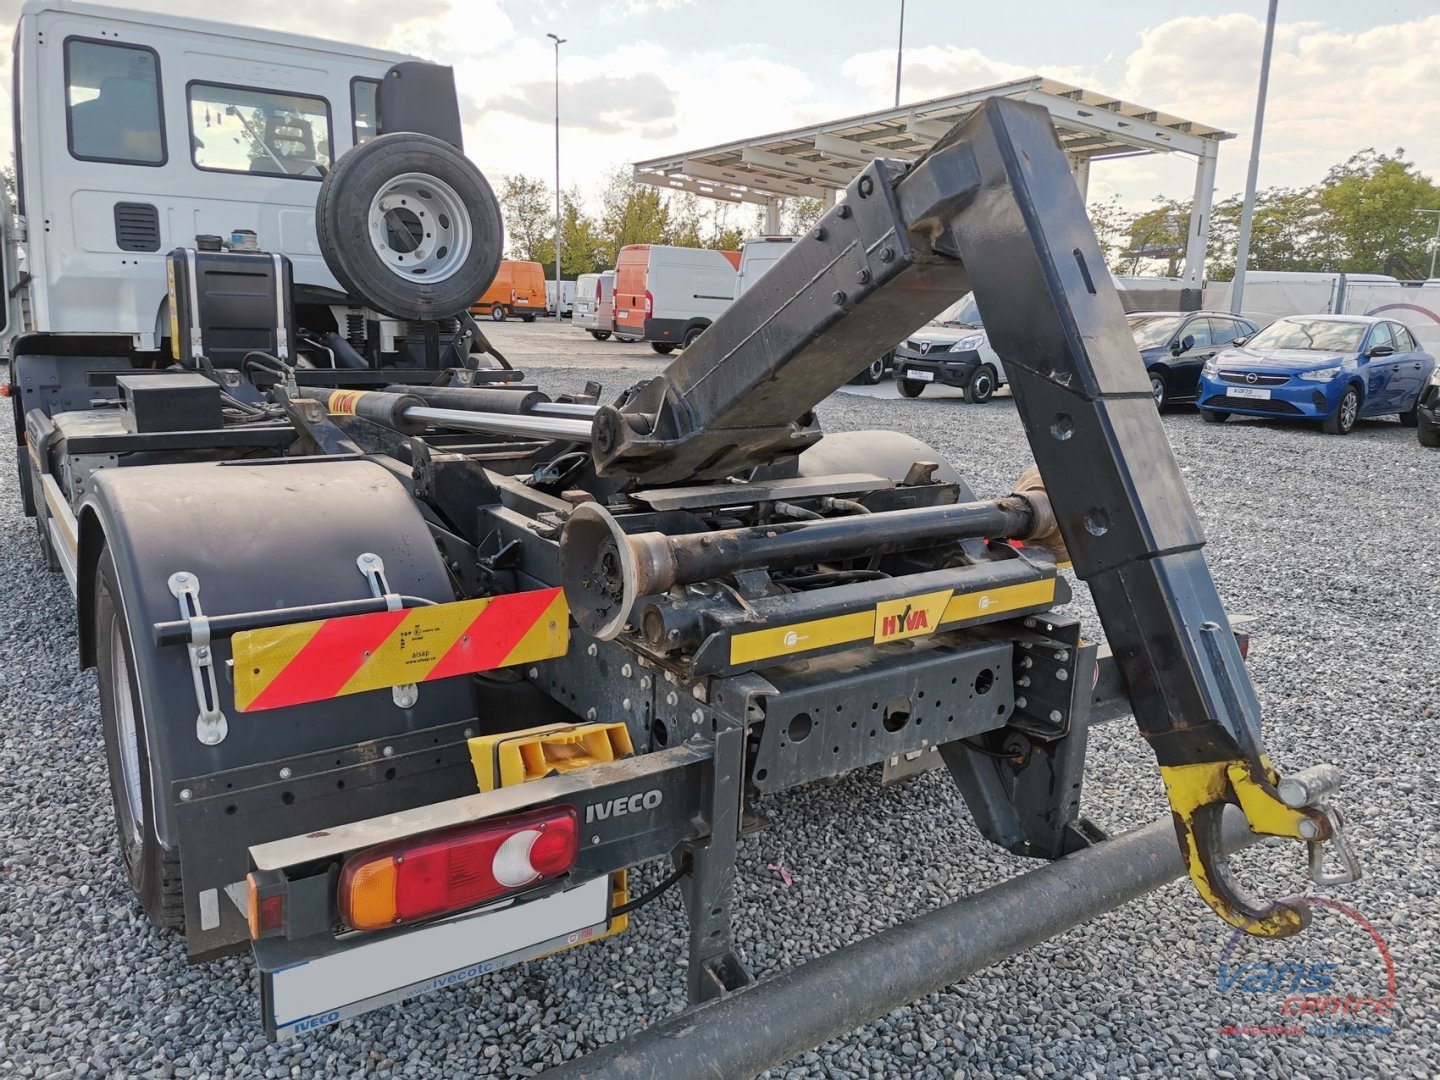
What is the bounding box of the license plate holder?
[1229,386,1271,400]
[908,369,936,382]
[260,875,611,1039]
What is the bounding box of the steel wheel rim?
[1151,375,1165,404]
[110,613,144,847]
[869,359,884,380]
[367,172,473,283]
[1341,391,1357,429]
[974,373,991,398]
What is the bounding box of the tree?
[1087,195,1136,274]
[781,197,824,235]
[1317,149,1440,276]
[498,174,552,262]
[533,190,607,278]
[1120,198,1189,277]
[599,169,673,261]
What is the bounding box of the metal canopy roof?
[633,77,1234,206]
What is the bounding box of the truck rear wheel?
[16,444,35,517]
[94,543,185,931]
[29,456,59,572]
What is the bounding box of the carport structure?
[633,76,1233,288]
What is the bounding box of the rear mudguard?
[77,456,475,848]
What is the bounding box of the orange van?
[472,260,547,322]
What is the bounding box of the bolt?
[587,643,598,657]
[622,698,632,710]
[1298,819,1322,840]
[279,767,293,780]
[1021,657,1033,669]
[1015,696,1028,710]
[621,663,633,678]
[855,268,872,285]
[528,668,539,679]
[666,692,679,706]
[1055,650,1069,662]
[463,728,474,738]
[812,226,827,240]
[1017,676,1031,688]
[1024,617,1037,629]
[382,745,394,758]
[1049,709,1063,723]
[857,175,875,199]
[196,646,210,661]
[879,246,895,263]
[667,628,680,642]
[641,677,652,690]
[701,535,714,547]
[832,290,847,305]
[692,709,705,723]
[1055,668,1069,681]
[586,708,598,721]
[692,684,705,701]
[591,836,601,846]
[179,788,192,802]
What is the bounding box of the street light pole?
[1230,0,1278,316]
[547,33,566,318]
[894,0,905,107]
[1416,209,1440,280]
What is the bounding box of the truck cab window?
[65,39,166,165]
[351,78,379,146]
[188,83,331,178]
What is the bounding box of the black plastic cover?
[167,247,293,368]
[377,62,464,150]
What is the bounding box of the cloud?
[842,45,1088,101]
[490,72,678,137]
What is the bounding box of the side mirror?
[1172,334,1195,355]
[1367,344,1395,358]
[1231,336,1248,347]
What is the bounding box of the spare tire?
[316,132,504,321]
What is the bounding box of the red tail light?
[510,288,517,303]
[595,280,603,300]
[644,290,653,317]
[339,806,579,931]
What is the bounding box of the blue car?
[1195,315,1436,435]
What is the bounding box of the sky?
[2,0,1436,219]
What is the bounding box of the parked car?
[1195,315,1435,435]
[614,244,739,354]
[1416,369,1440,447]
[893,294,1005,402]
[1126,310,1258,408]
[472,260,546,322]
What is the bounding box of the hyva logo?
[880,604,928,637]
[585,789,663,824]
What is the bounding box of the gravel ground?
[2,320,1437,1078]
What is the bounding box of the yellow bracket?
[1159,756,1328,938]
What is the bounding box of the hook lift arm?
[589,98,1360,935]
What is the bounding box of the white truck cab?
[3,0,417,359]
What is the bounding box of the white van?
[735,236,797,297]
[545,279,575,317]
[614,244,739,354]
[575,271,616,339]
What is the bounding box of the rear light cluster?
[643,290,653,317]
[339,806,579,931]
